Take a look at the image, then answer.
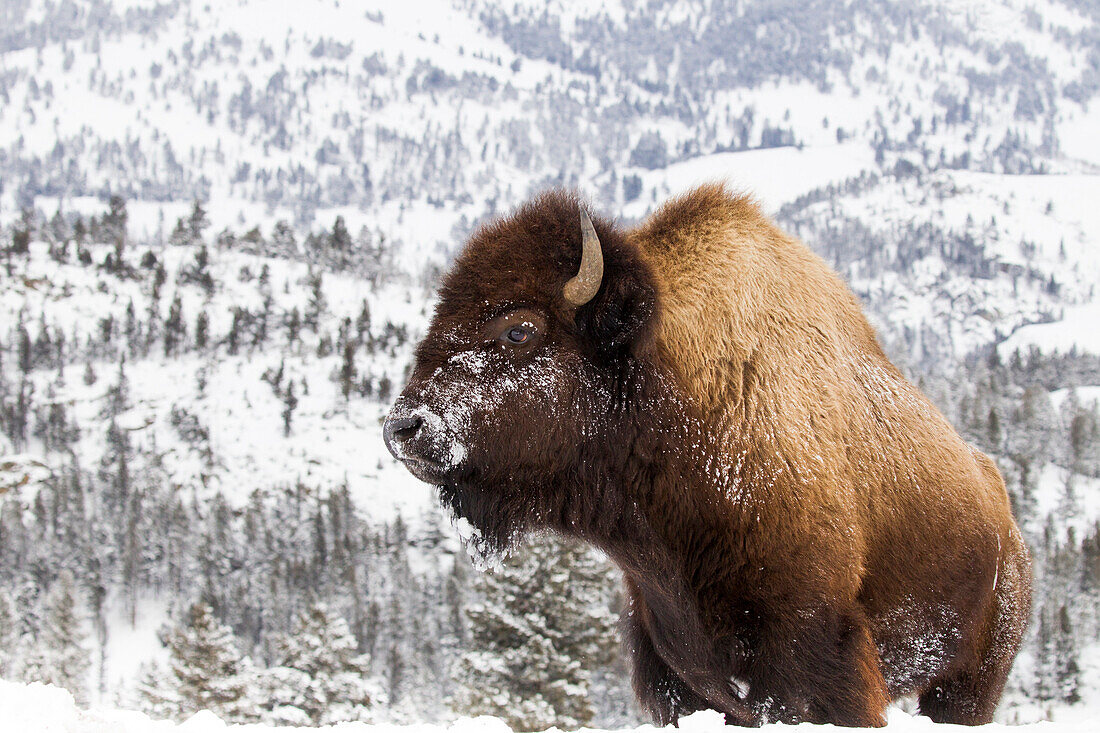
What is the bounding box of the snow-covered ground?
[2,680,1097,733]
[620,142,877,219]
[1001,302,1100,358]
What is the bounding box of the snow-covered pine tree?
[339,338,357,405]
[104,195,128,265]
[1033,605,1058,704]
[168,218,190,248]
[455,534,618,731]
[135,660,181,720]
[187,201,210,245]
[0,589,23,679]
[1054,605,1081,705]
[304,270,326,331]
[258,603,384,725]
[142,602,254,721]
[164,295,186,357]
[21,570,91,704]
[282,379,298,436]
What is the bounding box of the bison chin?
[437,481,535,572]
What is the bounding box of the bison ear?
[577,260,657,355]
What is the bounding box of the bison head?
[383,192,658,565]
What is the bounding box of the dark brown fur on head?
[385,186,1032,728]
[435,191,659,361]
[388,191,660,558]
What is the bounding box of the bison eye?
[503,325,530,345]
[487,310,545,349]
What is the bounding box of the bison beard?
[384,185,1032,727]
[436,481,526,570]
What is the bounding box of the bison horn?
[563,206,604,307]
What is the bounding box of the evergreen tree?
[987,406,1002,450]
[32,320,54,368]
[377,375,392,404]
[195,311,210,350]
[356,299,372,345]
[340,340,357,404]
[287,307,302,344]
[125,299,141,352]
[188,201,210,246]
[255,294,273,346]
[456,535,618,731]
[105,195,128,267]
[72,217,87,246]
[317,332,333,358]
[22,571,91,704]
[282,380,298,436]
[144,602,253,721]
[18,323,33,374]
[81,360,97,387]
[11,224,30,255]
[242,226,264,249]
[256,604,384,725]
[136,660,181,719]
[164,295,186,357]
[270,220,297,258]
[1054,605,1081,705]
[227,308,243,356]
[330,216,352,267]
[0,590,23,679]
[305,271,326,331]
[1033,607,1057,703]
[103,356,130,419]
[184,246,215,294]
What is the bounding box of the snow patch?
[1049,386,1100,412]
[3,679,1100,731]
[1000,302,1100,358]
[622,142,876,219]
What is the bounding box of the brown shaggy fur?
[385,185,1032,727]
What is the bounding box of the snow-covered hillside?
[2,0,1100,727]
[4,0,1099,367]
[0,236,431,515]
[1,0,1096,227]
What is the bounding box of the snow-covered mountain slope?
[3,0,1098,362]
[1,0,1096,223]
[4,680,1099,733]
[1,237,433,517]
[781,167,1100,364]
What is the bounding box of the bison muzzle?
[383,185,1031,727]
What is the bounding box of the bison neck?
[578,389,755,594]
[558,385,759,720]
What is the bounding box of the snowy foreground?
[1,682,1093,733]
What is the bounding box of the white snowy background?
[1,0,1099,730]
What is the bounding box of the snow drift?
[0,680,1093,733]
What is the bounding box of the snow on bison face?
[384,307,597,565]
[383,194,655,567]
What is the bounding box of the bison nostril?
[383,414,423,458]
[391,416,421,442]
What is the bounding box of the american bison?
[383,185,1031,727]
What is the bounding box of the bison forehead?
[435,190,632,324]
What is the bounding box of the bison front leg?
[622,610,710,725]
[750,606,889,727]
